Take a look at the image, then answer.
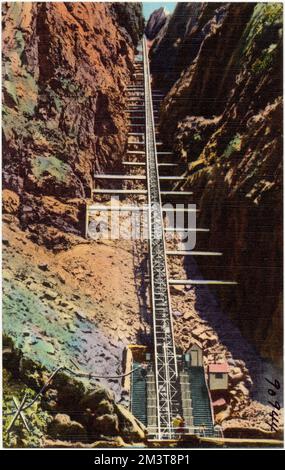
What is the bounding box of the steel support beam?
[166,251,222,256]
[122,162,146,166]
[169,279,238,285]
[88,205,147,212]
[92,189,147,195]
[165,227,209,232]
[143,36,179,441]
[159,176,187,181]
[163,208,198,212]
[160,191,193,196]
[93,174,146,180]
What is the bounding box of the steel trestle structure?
[85,38,237,442]
[142,37,180,440]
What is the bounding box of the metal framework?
[143,36,180,440]
[83,40,238,442]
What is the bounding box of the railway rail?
[142,36,180,440]
[85,36,237,441]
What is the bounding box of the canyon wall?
[2,2,146,447]
[2,1,283,447]
[149,3,283,365]
[2,1,144,241]
[145,6,170,40]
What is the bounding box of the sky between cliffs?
[143,2,176,19]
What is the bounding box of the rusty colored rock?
[2,189,20,215]
[150,3,282,366]
[2,2,144,241]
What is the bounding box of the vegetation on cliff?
[2,2,146,448]
[2,1,144,237]
[2,1,283,447]
[150,2,282,366]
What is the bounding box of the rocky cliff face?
[2,1,143,239]
[2,2,146,448]
[145,7,170,40]
[150,3,283,366]
[150,2,210,89]
[2,2,283,447]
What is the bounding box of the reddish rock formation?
[145,7,170,40]
[2,2,283,447]
[2,2,144,237]
[150,3,283,366]
[149,2,222,90]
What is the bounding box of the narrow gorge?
[2,2,283,449]
[149,2,282,366]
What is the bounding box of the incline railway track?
[85,36,237,441]
[142,37,180,440]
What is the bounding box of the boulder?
[18,356,44,389]
[192,325,207,337]
[43,388,58,411]
[38,263,49,272]
[48,413,87,441]
[215,405,231,423]
[212,398,227,413]
[183,311,192,320]
[229,367,244,384]
[94,414,119,436]
[236,382,250,397]
[42,289,58,301]
[145,6,169,40]
[79,386,115,412]
[116,403,146,441]
[91,436,128,448]
[2,189,20,215]
[53,372,85,413]
[95,399,114,416]
[170,285,185,296]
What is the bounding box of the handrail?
[202,362,218,433]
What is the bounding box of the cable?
[3,364,143,417]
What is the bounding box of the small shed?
[208,363,229,391]
[187,343,203,367]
